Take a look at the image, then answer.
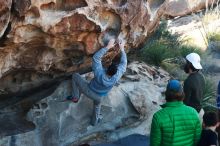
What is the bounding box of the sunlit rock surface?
[0,0,160,97]
[0,0,160,80]
[162,0,217,17]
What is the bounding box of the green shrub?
[142,42,174,66]
[141,20,204,67]
[203,78,216,102]
[141,39,202,67]
[179,45,202,58]
[208,32,220,42]
[202,77,217,111]
[141,21,180,66]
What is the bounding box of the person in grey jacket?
[67,38,127,126]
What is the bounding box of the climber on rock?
[66,34,127,126]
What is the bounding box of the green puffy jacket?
[150,101,201,146]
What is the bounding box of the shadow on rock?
[0,79,61,137]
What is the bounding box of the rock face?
[0,0,158,79]
[0,0,156,98]
[163,0,218,17]
[0,61,169,146]
[0,0,217,97]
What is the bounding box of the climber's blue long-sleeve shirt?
[89,47,127,96]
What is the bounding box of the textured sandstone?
[163,0,218,17]
[0,0,216,96]
[0,0,163,96]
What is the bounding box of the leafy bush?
[179,45,202,58]
[141,21,202,66]
[141,21,179,66]
[140,34,202,66]
[202,77,216,103]
[208,33,220,42]
[202,78,217,111]
[142,42,175,66]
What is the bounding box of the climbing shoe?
[65,96,79,103]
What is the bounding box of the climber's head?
[106,52,121,77]
[106,63,118,76]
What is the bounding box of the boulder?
[163,0,218,18]
[0,62,169,146]
[0,0,216,97]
